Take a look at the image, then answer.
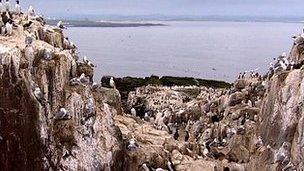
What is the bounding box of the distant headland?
[47,19,167,27]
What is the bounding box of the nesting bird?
[127,138,139,151]
[0,17,4,35]
[54,108,71,120]
[69,77,81,86]
[57,20,66,29]
[255,136,263,148]
[15,0,20,14]
[91,82,99,90]
[274,142,291,165]
[44,49,53,60]
[142,163,151,171]
[83,56,95,67]
[79,73,89,84]
[131,108,137,116]
[63,37,76,49]
[33,87,48,104]
[28,5,35,16]
[109,77,115,88]
[5,19,12,35]
[84,98,95,117]
[167,161,175,171]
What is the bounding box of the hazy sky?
[20,0,304,18]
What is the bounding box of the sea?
[65,21,303,83]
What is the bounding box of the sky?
[20,0,304,19]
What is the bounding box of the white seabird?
[57,20,66,29]
[83,56,94,67]
[273,142,291,165]
[155,168,165,171]
[69,77,80,86]
[279,60,287,71]
[91,82,99,90]
[142,163,151,171]
[15,0,21,14]
[0,17,4,35]
[63,37,76,49]
[255,136,263,148]
[5,21,12,36]
[109,77,115,88]
[167,161,175,171]
[28,5,35,16]
[84,98,95,115]
[144,112,150,121]
[131,108,136,116]
[44,50,53,60]
[79,73,89,84]
[54,108,71,120]
[127,138,139,151]
[33,87,44,101]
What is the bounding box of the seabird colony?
[0,1,101,124]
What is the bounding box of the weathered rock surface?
[0,13,124,170]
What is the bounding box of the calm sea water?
[65,21,303,82]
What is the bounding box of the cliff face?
[0,15,124,170]
[249,42,304,170]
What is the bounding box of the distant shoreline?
[47,20,167,28]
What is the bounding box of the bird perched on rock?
[33,87,48,104]
[255,136,263,148]
[274,142,291,165]
[69,77,80,86]
[293,35,304,45]
[84,98,95,117]
[127,138,139,151]
[79,73,89,84]
[15,0,21,14]
[0,17,4,35]
[54,108,71,120]
[83,56,95,67]
[5,19,12,36]
[144,112,150,121]
[44,49,53,60]
[237,125,246,135]
[131,108,137,116]
[57,20,66,29]
[109,77,115,88]
[202,147,209,157]
[63,37,76,49]
[142,163,152,171]
[155,168,165,171]
[167,161,176,171]
[28,5,35,16]
[91,82,99,90]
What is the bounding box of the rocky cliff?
[0,10,304,171]
[0,14,124,170]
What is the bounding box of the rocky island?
[1,6,304,171]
